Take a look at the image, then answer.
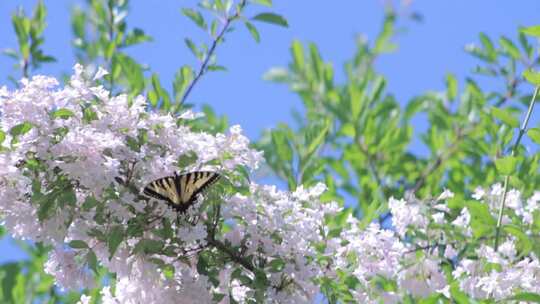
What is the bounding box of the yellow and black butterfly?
[143,171,220,213]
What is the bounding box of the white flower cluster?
[1,67,539,303]
[0,65,267,303]
[220,183,340,303]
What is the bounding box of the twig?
[410,127,466,194]
[107,0,116,91]
[207,237,255,272]
[177,0,246,109]
[206,199,254,272]
[22,58,29,79]
[494,86,539,251]
[358,140,387,203]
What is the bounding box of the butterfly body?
[143,171,220,213]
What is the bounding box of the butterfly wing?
[143,171,220,213]
[177,171,221,206]
[143,175,181,205]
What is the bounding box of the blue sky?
[1,0,539,261]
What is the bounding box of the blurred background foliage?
[1,0,540,303]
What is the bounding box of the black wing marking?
[143,176,179,205]
[178,171,221,205]
[143,171,220,213]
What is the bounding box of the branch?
[494,86,539,251]
[105,0,116,92]
[207,237,255,272]
[409,127,467,194]
[406,235,492,255]
[177,0,247,108]
[358,140,387,203]
[206,199,255,272]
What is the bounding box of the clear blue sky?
[1,0,539,261]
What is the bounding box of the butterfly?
[143,171,221,213]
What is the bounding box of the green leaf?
[126,219,144,238]
[117,54,145,94]
[479,32,496,62]
[0,263,21,303]
[519,32,534,58]
[207,65,227,72]
[348,86,362,121]
[86,250,99,274]
[339,123,355,138]
[305,120,330,158]
[83,108,98,123]
[32,1,46,30]
[244,21,260,43]
[523,69,540,86]
[252,12,288,27]
[510,292,540,303]
[0,131,5,144]
[268,258,285,272]
[503,225,532,256]
[37,196,56,221]
[9,122,33,137]
[445,73,458,101]
[197,252,210,275]
[491,107,519,128]
[250,0,272,6]
[465,202,496,239]
[2,48,19,59]
[184,38,201,60]
[104,41,116,59]
[58,186,77,207]
[12,15,28,42]
[271,130,293,162]
[124,28,152,46]
[528,128,540,144]
[160,218,173,240]
[448,282,470,304]
[108,225,124,259]
[254,269,269,289]
[291,40,305,70]
[69,240,89,249]
[173,65,194,104]
[499,37,521,59]
[150,73,172,110]
[374,14,397,54]
[125,135,140,152]
[12,272,25,304]
[181,8,207,30]
[82,196,99,211]
[495,156,518,175]
[177,152,198,168]
[263,67,288,82]
[521,25,540,38]
[133,239,164,255]
[36,54,56,63]
[210,19,218,37]
[52,108,74,119]
[147,89,158,107]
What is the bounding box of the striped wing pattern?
[143,171,220,213]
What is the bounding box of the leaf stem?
[176,0,247,111]
[357,140,387,203]
[206,199,255,272]
[494,86,539,251]
[207,237,255,272]
[410,127,466,194]
[107,0,116,92]
[22,58,29,79]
